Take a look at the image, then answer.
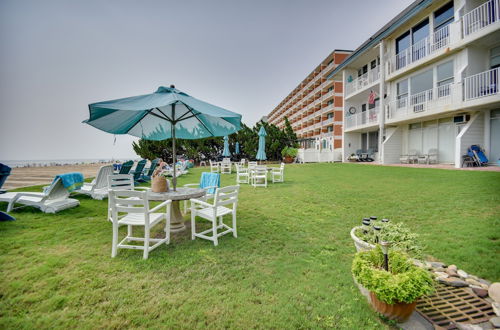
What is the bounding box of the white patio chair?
[77,165,114,200]
[427,148,438,164]
[220,160,231,174]
[251,166,268,188]
[190,185,239,246]
[109,189,171,259]
[107,174,149,221]
[182,172,220,214]
[209,160,219,173]
[0,177,79,213]
[271,163,285,183]
[235,164,249,184]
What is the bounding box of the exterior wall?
[383,127,403,164]
[456,112,485,167]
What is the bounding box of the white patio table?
[148,187,206,232]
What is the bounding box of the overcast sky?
[0,0,413,160]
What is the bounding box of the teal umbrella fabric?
[235,142,240,155]
[256,126,267,161]
[83,86,242,189]
[222,136,230,157]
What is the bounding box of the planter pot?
[350,227,375,252]
[369,292,417,323]
[283,156,294,164]
[151,176,169,193]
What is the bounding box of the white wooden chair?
[235,164,249,184]
[0,178,79,213]
[271,163,285,183]
[77,165,114,200]
[107,174,149,221]
[209,160,219,173]
[190,185,239,246]
[109,189,171,259]
[182,172,220,213]
[251,166,268,188]
[220,159,232,174]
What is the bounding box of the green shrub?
[352,246,434,304]
[281,146,298,158]
[355,222,424,259]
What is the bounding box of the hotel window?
[410,69,433,95]
[491,46,500,69]
[327,112,334,119]
[328,86,334,92]
[327,126,333,132]
[397,79,408,108]
[437,61,454,97]
[434,2,454,31]
[358,65,367,77]
[327,100,333,105]
[369,131,379,152]
[371,60,377,69]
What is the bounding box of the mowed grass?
[0,163,499,329]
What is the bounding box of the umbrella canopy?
[83,86,242,190]
[222,136,230,157]
[235,142,240,155]
[256,126,267,161]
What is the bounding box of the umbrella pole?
[172,125,176,191]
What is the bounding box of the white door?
[438,120,455,163]
[491,110,500,164]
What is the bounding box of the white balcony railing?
[391,25,450,73]
[462,0,500,37]
[322,104,334,113]
[323,131,334,137]
[464,67,499,101]
[322,90,334,101]
[388,83,456,120]
[346,66,380,96]
[322,117,334,126]
[345,106,379,130]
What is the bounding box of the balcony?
[323,131,334,137]
[462,0,500,38]
[322,104,334,113]
[345,106,379,130]
[464,67,499,101]
[390,25,450,74]
[387,83,457,122]
[322,117,334,126]
[345,66,380,97]
[322,90,334,101]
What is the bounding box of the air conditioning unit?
[453,114,470,124]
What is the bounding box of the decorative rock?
[456,323,482,330]
[457,270,468,279]
[492,302,500,317]
[435,271,448,278]
[477,321,494,330]
[438,277,468,287]
[448,264,458,271]
[471,287,488,298]
[413,259,426,268]
[430,261,446,268]
[490,317,500,328]
[434,267,447,272]
[480,284,489,290]
[466,278,483,287]
[469,274,479,281]
[488,283,500,302]
[446,268,459,277]
[479,279,492,287]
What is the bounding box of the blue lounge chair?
[138,159,159,182]
[468,145,488,166]
[131,159,147,183]
[0,163,14,221]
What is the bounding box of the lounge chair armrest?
[149,200,172,213]
[190,198,213,208]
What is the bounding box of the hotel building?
[329,0,500,167]
[267,50,352,156]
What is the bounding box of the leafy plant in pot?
[281,147,298,163]
[352,246,433,322]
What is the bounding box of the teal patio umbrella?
[83,85,242,190]
[256,126,267,162]
[235,142,240,155]
[222,136,230,157]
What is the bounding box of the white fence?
[463,67,499,100]
[297,148,342,163]
[462,0,500,37]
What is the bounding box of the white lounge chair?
[271,163,285,183]
[109,189,171,259]
[251,166,268,188]
[235,164,249,184]
[190,185,239,246]
[0,178,79,213]
[77,165,114,200]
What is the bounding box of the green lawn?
[1,163,499,329]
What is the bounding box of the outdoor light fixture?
[382,218,389,223]
[362,218,371,233]
[381,241,392,271]
[373,225,381,243]
[370,216,377,221]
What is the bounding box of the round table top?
[148,187,206,201]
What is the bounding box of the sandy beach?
[3,163,113,190]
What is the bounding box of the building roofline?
[327,0,433,79]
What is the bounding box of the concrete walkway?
[348,161,500,172]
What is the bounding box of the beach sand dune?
[3,163,113,190]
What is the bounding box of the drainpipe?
[342,70,347,162]
[378,40,386,164]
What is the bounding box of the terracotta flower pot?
[283,156,294,164]
[369,292,417,323]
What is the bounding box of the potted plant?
[352,246,433,322]
[281,147,298,163]
[350,221,424,259]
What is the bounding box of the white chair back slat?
[108,174,134,191]
[44,178,70,202]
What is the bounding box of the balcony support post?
[378,41,386,164]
